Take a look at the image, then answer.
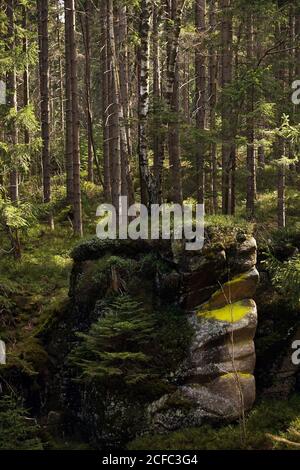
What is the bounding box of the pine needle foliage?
[263,253,300,308]
[70,295,156,386]
[0,395,43,450]
[70,294,193,397]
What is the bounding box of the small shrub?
[0,395,43,450]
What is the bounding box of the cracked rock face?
[148,247,259,433]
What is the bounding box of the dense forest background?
[1,0,300,244]
[2,0,300,452]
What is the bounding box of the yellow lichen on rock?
[197,299,255,323]
[219,372,253,380]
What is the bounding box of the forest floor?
[128,396,300,450]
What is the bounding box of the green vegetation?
[70,294,193,400]
[263,253,300,308]
[2,0,300,451]
[128,396,300,450]
[0,395,43,450]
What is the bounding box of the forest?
[1,0,300,454]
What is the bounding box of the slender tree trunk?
[6,0,18,202]
[195,0,206,205]
[277,142,286,229]
[165,0,184,204]
[220,0,233,214]
[117,4,134,204]
[138,0,157,205]
[81,0,96,183]
[64,0,73,203]
[246,12,256,219]
[208,0,218,213]
[68,0,83,235]
[56,6,65,138]
[152,2,164,203]
[38,0,53,229]
[255,15,265,170]
[101,0,111,201]
[275,21,286,229]
[22,6,30,145]
[107,0,121,212]
[182,52,190,123]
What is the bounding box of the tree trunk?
[6,0,18,202]
[195,0,206,205]
[246,11,256,219]
[165,0,184,204]
[64,0,73,203]
[138,0,158,206]
[101,0,111,202]
[208,0,218,213]
[37,0,53,229]
[56,5,65,138]
[117,4,134,205]
[22,6,30,145]
[152,2,164,203]
[107,0,121,212]
[67,0,83,235]
[277,137,286,229]
[275,20,286,229]
[182,52,190,123]
[220,0,233,214]
[81,0,95,183]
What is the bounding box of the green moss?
[128,396,300,450]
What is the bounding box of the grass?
[0,227,73,373]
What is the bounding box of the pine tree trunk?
[22,6,30,145]
[101,0,111,202]
[56,5,65,138]
[6,0,18,202]
[195,0,206,205]
[37,0,53,229]
[220,0,233,214]
[81,0,95,183]
[165,0,184,204]
[68,0,83,235]
[208,0,218,213]
[275,21,286,229]
[277,138,286,229]
[117,4,134,205]
[246,12,256,219]
[138,0,155,205]
[182,52,190,123]
[64,0,73,203]
[152,2,164,203]
[107,0,121,212]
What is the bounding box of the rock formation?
[45,233,259,446]
[149,237,259,431]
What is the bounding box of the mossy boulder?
[44,234,259,446]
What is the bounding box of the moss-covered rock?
[44,233,259,447]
